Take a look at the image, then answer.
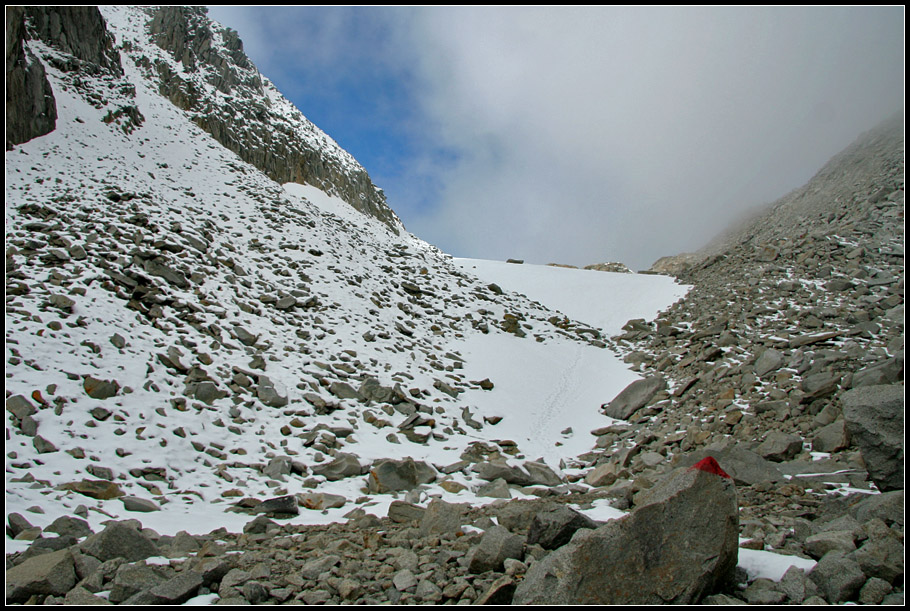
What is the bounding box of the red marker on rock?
[688,456,732,479]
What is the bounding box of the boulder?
[108,563,168,604]
[358,377,396,403]
[474,459,533,486]
[59,479,124,500]
[6,549,76,603]
[419,499,468,536]
[851,490,903,526]
[812,419,851,453]
[841,384,904,491]
[255,495,298,516]
[476,477,512,499]
[136,571,204,605]
[513,457,739,604]
[584,462,622,487]
[263,456,292,481]
[311,452,362,481]
[526,504,600,550]
[521,460,564,486]
[466,525,525,573]
[602,375,666,420]
[275,295,297,310]
[121,496,160,513]
[777,566,821,604]
[367,457,436,493]
[804,530,857,558]
[329,381,363,401]
[387,500,426,524]
[79,522,159,563]
[64,586,113,605]
[755,431,803,462]
[242,515,279,534]
[6,394,37,421]
[194,381,224,405]
[298,491,347,511]
[754,349,784,377]
[679,447,784,486]
[83,376,120,399]
[808,550,866,603]
[299,555,342,580]
[852,536,904,584]
[7,513,35,538]
[800,372,841,402]
[851,356,903,388]
[256,376,288,408]
[15,535,79,565]
[232,325,259,346]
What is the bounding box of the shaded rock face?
[514,460,739,605]
[23,6,122,73]
[6,6,57,148]
[7,6,132,149]
[145,6,401,231]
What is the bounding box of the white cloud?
[397,7,903,268]
[211,6,904,270]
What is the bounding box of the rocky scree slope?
[5,9,659,605]
[608,114,904,602]
[7,5,626,515]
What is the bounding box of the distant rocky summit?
[583,261,633,274]
[647,252,702,276]
[545,261,633,273]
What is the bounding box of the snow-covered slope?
[5,7,688,541]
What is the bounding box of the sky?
[206,6,904,271]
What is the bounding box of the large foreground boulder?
[840,384,904,492]
[513,457,739,605]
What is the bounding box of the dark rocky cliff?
[143,6,401,230]
[6,6,402,230]
[5,6,57,148]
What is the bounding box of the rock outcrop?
[583,261,633,274]
[143,6,401,230]
[5,6,57,148]
[22,6,122,73]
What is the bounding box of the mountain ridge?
[6,6,401,230]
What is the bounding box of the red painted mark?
[689,456,732,479]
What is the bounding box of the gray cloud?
[210,6,904,270]
[398,6,903,269]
